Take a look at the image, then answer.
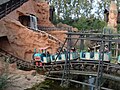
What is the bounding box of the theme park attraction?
[0,0,120,90]
[32,1,120,90]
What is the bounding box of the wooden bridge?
[0,47,120,90]
[0,0,119,89]
[0,47,120,77]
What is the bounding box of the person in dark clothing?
[63,49,67,54]
[46,51,50,57]
[90,50,94,58]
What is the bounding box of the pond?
[25,75,120,90]
[25,79,87,90]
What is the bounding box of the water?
[25,75,120,90]
[30,15,38,30]
[25,79,86,90]
[25,75,95,90]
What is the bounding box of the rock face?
[5,73,45,90]
[107,1,118,33]
[46,30,67,43]
[0,0,59,61]
[34,1,54,27]
[0,59,45,90]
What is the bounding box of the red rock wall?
[34,1,54,27]
[46,31,67,42]
[0,0,59,61]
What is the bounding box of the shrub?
[0,57,15,90]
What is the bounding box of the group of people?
[81,45,110,59]
[32,49,51,64]
[57,47,76,54]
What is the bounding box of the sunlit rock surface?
[0,59,45,90]
[0,0,59,60]
[107,1,118,33]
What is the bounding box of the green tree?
[50,0,118,30]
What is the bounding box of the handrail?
[0,0,28,19]
[37,25,102,33]
[37,25,69,31]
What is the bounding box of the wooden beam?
[66,37,120,42]
[65,32,120,37]
[46,70,120,82]
[46,76,113,90]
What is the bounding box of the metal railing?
[0,0,28,19]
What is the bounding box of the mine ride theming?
[32,47,113,66]
[32,30,120,67]
[32,29,120,90]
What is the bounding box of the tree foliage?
[50,0,119,31]
[72,16,106,30]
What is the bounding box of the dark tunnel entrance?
[0,36,13,52]
[18,15,38,30]
[19,15,30,28]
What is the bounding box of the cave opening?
[18,15,38,30]
[0,36,12,52]
[19,15,30,27]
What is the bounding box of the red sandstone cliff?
[0,0,59,61]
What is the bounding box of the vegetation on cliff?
[50,0,120,31]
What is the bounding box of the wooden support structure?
[46,76,113,90]
[59,31,120,90]
[46,70,120,82]
[60,27,72,87]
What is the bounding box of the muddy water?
[25,75,120,90]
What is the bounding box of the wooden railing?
[37,25,70,31]
[37,25,102,33]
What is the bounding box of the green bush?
[0,58,14,90]
[54,16,107,31]
[0,74,10,90]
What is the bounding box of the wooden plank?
[46,70,120,82]
[46,76,113,90]
[103,74,120,81]
[66,37,120,42]
[66,32,120,37]
[46,70,97,76]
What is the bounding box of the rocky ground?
[0,59,45,90]
[5,70,45,90]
